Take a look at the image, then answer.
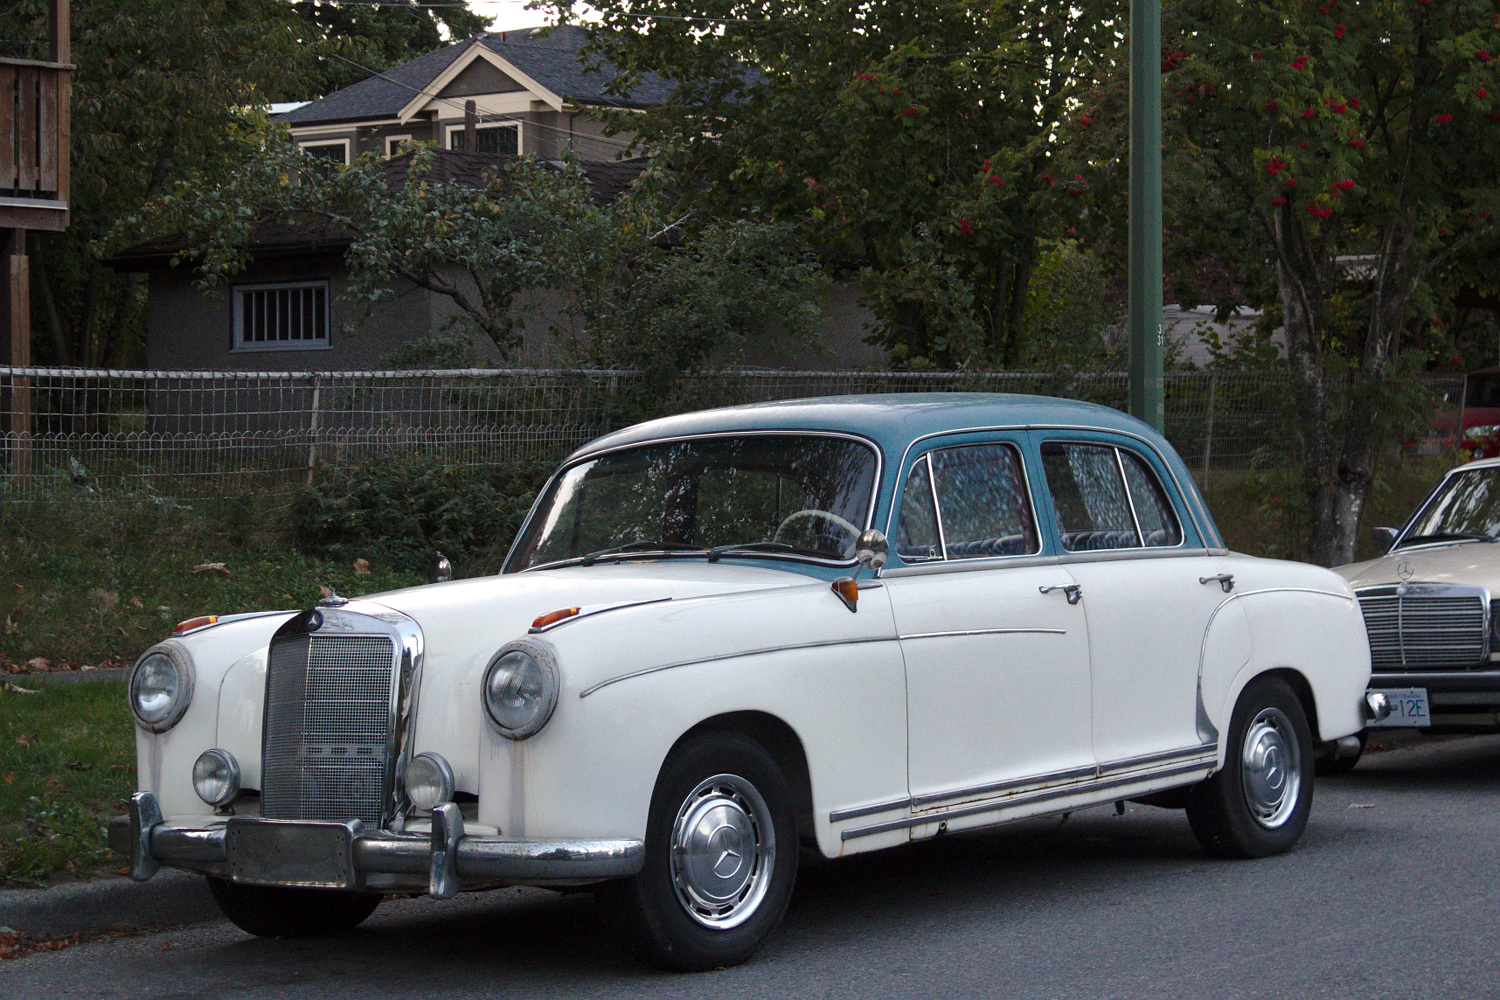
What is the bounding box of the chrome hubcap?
[1240,707,1301,829]
[670,773,775,930]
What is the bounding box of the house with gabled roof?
[106,26,886,373]
[280,25,669,166]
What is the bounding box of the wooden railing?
[0,56,69,231]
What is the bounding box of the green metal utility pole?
[1127,0,1164,432]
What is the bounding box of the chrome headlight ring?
[129,642,195,733]
[482,638,560,740]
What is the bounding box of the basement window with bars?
[232,281,331,352]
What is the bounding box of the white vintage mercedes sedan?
[113,394,1377,970]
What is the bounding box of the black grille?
[1358,591,1487,671]
[261,632,396,823]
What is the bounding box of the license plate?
[226,817,361,888]
[1369,687,1431,728]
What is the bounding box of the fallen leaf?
[353,558,370,575]
[4,682,39,695]
[44,778,66,791]
[81,663,98,671]
[191,563,230,575]
[3,771,13,784]
[11,582,21,593]
[129,597,143,609]
[109,764,130,772]
[65,762,92,772]
[25,656,50,672]
[15,734,35,746]
[116,867,129,876]
[1348,802,1376,809]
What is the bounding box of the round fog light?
[192,748,241,807]
[404,752,455,811]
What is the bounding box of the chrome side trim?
[830,745,1218,826]
[901,627,1067,640]
[577,635,895,698]
[1097,742,1218,775]
[828,797,913,824]
[910,763,1098,811]
[529,597,672,633]
[841,760,1215,841]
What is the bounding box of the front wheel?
[1187,676,1314,859]
[207,877,381,937]
[601,731,798,971]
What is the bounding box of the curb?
[0,870,221,938]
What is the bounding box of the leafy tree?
[287,0,492,98]
[115,144,828,397]
[548,0,1126,369]
[0,0,312,366]
[1162,0,1500,565]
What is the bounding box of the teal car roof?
[570,392,1173,461]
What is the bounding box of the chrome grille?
[261,632,397,824]
[1358,589,1487,671]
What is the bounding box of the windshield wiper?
[1398,531,1498,546]
[706,541,797,562]
[579,540,705,566]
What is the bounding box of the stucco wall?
[145,260,887,373]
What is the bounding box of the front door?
[885,439,1095,816]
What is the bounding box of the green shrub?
[293,454,553,577]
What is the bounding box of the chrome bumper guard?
[113,793,644,898]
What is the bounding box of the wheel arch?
[668,711,815,848]
[1259,667,1321,742]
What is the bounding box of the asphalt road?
[7,732,1500,1000]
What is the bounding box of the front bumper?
[110,793,644,899]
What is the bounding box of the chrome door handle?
[1039,584,1082,604]
[1200,574,1234,593]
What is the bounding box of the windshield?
[1401,467,1500,545]
[507,434,880,571]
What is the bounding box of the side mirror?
[1371,527,1398,553]
[855,529,889,573]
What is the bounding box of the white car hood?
[362,559,815,645]
[1336,541,1500,593]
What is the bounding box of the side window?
[1041,443,1140,550]
[896,443,1038,562]
[1041,442,1183,551]
[896,459,941,561]
[1120,451,1182,546]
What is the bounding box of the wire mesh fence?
[0,366,1468,498]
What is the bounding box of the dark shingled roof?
[106,152,652,269]
[280,25,672,126]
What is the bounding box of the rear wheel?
[1187,676,1314,858]
[207,877,381,937]
[602,731,797,971]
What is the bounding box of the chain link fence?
[0,366,1467,497]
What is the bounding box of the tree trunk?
[1003,233,1035,368]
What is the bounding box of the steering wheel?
[773,509,861,558]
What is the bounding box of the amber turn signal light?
[172,615,219,635]
[831,578,859,607]
[531,607,581,629]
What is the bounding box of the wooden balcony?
[0,56,69,232]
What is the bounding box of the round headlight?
[482,641,559,739]
[404,752,455,811]
[192,748,241,807]
[129,646,194,733]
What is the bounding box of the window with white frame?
[385,134,414,157]
[298,139,349,165]
[446,121,520,155]
[233,281,331,352]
